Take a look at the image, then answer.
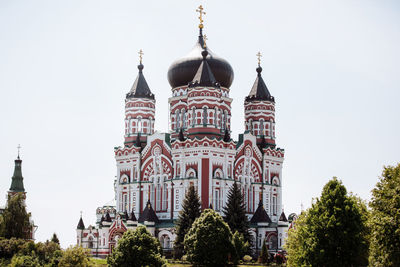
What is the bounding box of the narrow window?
[203,107,207,125]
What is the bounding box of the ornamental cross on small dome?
[196,5,206,29]
[138,49,144,64]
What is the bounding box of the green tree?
[0,193,31,239]
[51,233,60,245]
[285,178,368,267]
[223,181,251,244]
[107,226,165,267]
[174,184,201,259]
[259,239,269,264]
[184,209,233,266]
[58,246,93,267]
[369,163,400,267]
[232,231,249,264]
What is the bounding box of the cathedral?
[76,6,289,258]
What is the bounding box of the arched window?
[214,108,218,126]
[149,118,152,134]
[88,236,93,248]
[150,184,154,207]
[176,110,180,132]
[182,109,186,128]
[192,108,196,126]
[224,111,228,130]
[249,185,253,212]
[137,118,142,133]
[156,183,161,211]
[162,183,167,210]
[269,235,278,250]
[259,119,264,136]
[203,107,207,125]
[221,113,225,130]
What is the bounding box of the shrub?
[9,254,40,267]
[58,245,93,267]
[107,226,165,267]
[184,209,233,266]
[243,255,252,262]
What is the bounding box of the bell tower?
[8,145,26,199]
[124,50,155,148]
[244,52,276,148]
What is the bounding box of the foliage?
[184,209,233,266]
[285,177,369,267]
[223,181,251,245]
[369,163,400,267]
[242,255,252,263]
[51,233,60,245]
[259,239,269,264]
[9,253,41,267]
[0,193,31,239]
[107,226,165,267]
[0,237,27,260]
[58,245,93,267]
[174,184,201,259]
[231,231,249,264]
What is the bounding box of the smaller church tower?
[8,146,26,199]
[124,50,156,148]
[244,53,276,148]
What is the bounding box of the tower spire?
[9,151,25,194]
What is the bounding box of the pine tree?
[51,233,60,245]
[0,193,31,239]
[223,181,251,244]
[174,184,201,259]
[259,239,269,264]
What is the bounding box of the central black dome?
[167,32,234,89]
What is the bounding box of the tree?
[107,226,165,267]
[0,193,31,239]
[223,181,251,244]
[369,163,400,267]
[58,246,93,267]
[259,239,269,264]
[232,231,249,264]
[184,209,233,266]
[285,178,369,267]
[51,233,60,245]
[174,184,201,259]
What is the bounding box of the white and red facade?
[77,27,289,258]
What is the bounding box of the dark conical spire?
[126,60,154,99]
[138,200,159,223]
[190,50,220,88]
[246,65,274,102]
[279,210,288,222]
[129,209,137,221]
[250,200,272,224]
[9,155,25,193]
[77,216,85,230]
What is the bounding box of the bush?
[58,245,93,267]
[9,254,40,267]
[0,238,27,260]
[184,209,233,266]
[107,226,165,267]
[243,255,252,262]
[232,231,249,264]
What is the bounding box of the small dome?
[167,32,234,89]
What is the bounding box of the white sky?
[0,0,399,248]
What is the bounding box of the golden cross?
[256,51,262,66]
[138,49,144,64]
[203,34,208,48]
[196,5,206,29]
